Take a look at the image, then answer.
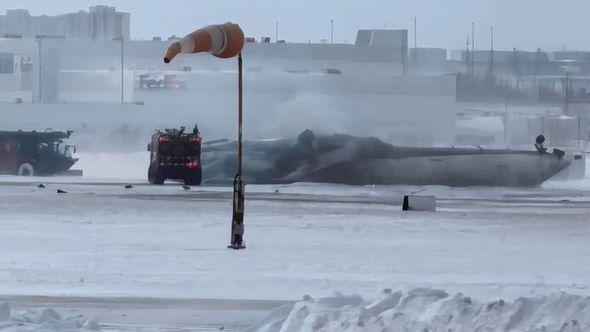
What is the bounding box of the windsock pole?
[228,52,246,250]
[162,22,246,249]
[238,53,243,180]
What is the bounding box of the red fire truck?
[0,130,78,176]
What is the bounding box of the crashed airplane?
[201,130,571,187]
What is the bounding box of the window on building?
[0,53,15,74]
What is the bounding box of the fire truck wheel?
[17,163,35,176]
[184,168,202,186]
[148,165,165,185]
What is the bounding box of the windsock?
[164,22,244,63]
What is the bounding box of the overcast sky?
[2,0,588,51]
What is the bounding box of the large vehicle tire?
[148,165,165,185]
[184,168,202,186]
[17,163,35,176]
[158,80,167,89]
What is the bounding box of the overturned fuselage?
[202,131,571,187]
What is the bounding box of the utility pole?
[513,47,520,88]
[401,30,408,76]
[535,47,542,75]
[490,26,494,75]
[37,37,42,103]
[471,22,475,76]
[466,36,470,76]
[578,116,581,148]
[112,37,124,104]
[414,17,418,68]
[565,71,570,116]
[120,38,124,104]
[330,19,334,44]
[275,21,279,42]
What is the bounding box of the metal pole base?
[228,173,245,250]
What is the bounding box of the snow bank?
[248,288,590,332]
[0,303,100,331]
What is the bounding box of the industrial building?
[0,6,130,40]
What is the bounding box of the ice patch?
[248,288,590,332]
[0,303,99,331]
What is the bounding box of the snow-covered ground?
[0,171,589,329]
[0,302,99,331]
[249,288,590,332]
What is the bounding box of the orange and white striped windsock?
[164,22,244,63]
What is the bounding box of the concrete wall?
[57,69,133,103]
[552,51,590,62]
[0,53,32,103]
[451,49,549,63]
[0,91,32,103]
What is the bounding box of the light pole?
[490,26,494,75]
[465,36,470,75]
[565,71,570,116]
[120,38,124,104]
[111,37,124,104]
[164,23,246,249]
[413,17,417,68]
[330,19,334,44]
[36,36,42,103]
[471,22,475,76]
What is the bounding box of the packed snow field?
[1,169,590,330]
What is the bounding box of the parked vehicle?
[0,130,78,176]
[139,73,186,90]
[147,125,202,185]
